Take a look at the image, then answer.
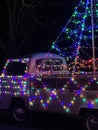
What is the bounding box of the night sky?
[0,0,78,69]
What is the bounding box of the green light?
[82,98,86,102]
[73,14,76,17]
[83,15,87,19]
[37,90,40,93]
[95,98,98,103]
[67,36,70,39]
[24,81,27,85]
[49,97,52,100]
[74,11,78,15]
[66,28,69,31]
[85,85,88,88]
[66,108,70,113]
[88,10,91,13]
[96,3,98,6]
[42,104,45,107]
[74,81,77,84]
[82,2,85,5]
[51,44,54,49]
[73,97,76,100]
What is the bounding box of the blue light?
[88,103,93,108]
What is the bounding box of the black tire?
[86,115,98,130]
[10,102,28,123]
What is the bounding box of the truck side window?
[6,62,27,75]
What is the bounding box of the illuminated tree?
[51,0,98,73]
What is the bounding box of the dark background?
[0,0,79,68]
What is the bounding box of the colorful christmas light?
[51,0,98,73]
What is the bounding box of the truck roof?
[31,52,65,60]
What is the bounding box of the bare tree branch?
[0,0,67,57]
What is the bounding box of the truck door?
[0,60,27,108]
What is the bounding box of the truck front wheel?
[10,102,28,123]
[86,115,98,129]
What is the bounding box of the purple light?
[39,96,42,99]
[68,103,72,107]
[76,90,81,95]
[61,102,65,106]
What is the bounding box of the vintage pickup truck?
[0,52,98,127]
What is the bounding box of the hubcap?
[13,107,26,122]
[86,115,98,130]
[90,116,98,124]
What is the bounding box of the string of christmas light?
[29,75,98,112]
[68,58,98,72]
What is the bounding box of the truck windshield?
[35,58,63,71]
